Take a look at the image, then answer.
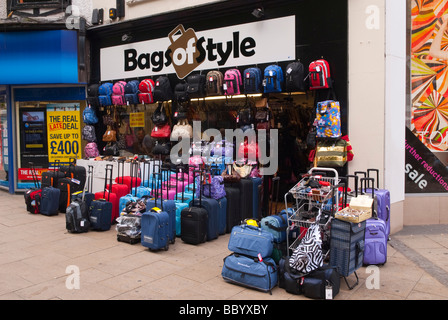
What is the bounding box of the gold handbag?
[315,139,347,167]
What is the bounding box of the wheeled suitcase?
[39,186,61,216]
[330,218,366,289]
[59,160,86,193]
[238,178,254,220]
[228,223,274,258]
[222,253,278,294]
[94,164,118,224]
[192,170,220,241]
[71,165,95,214]
[57,176,79,213]
[41,160,66,189]
[89,198,113,231]
[363,218,388,265]
[107,160,131,200]
[66,197,90,233]
[366,169,391,238]
[141,207,170,251]
[224,185,241,233]
[24,162,42,214]
[115,160,142,190]
[181,171,208,245]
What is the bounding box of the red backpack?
[138,79,155,104]
[308,59,331,90]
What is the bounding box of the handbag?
[151,123,171,139]
[125,124,135,147]
[102,126,117,142]
[315,139,347,167]
[152,141,171,155]
[232,160,256,179]
[171,119,193,140]
[151,103,168,125]
[104,142,119,156]
[102,107,115,126]
[221,165,241,183]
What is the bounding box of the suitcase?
[329,218,366,289]
[222,253,278,294]
[181,171,208,245]
[94,164,119,224]
[115,161,142,190]
[60,160,86,193]
[251,177,263,219]
[228,223,274,258]
[238,178,254,220]
[66,197,90,233]
[173,167,191,236]
[145,171,177,244]
[41,160,66,189]
[260,212,289,244]
[363,218,388,265]
[116,214,142,244]
[141,207,170,251]
[89,198,113,231]
[70,165,95,214]
[57,176,79,213]
[39,186,61,216]
[224,185,241,233]
[366,169,391,238]
[24,162,42,214]
[192,170,220,241]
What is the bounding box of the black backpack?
[86,83,100,108]
[285,61,305,92]
[153,76,173,102]
[186,73,206,98]
[174,82,189,103]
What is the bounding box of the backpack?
[98,82,114,107]
[86,84,100,108]
[82,125,97,142]
[138,78,155,104]
[111,81,127,105]
[308,59,331,90]
[186,73,206,98]
[82,105,98,124]
[237,106,253,126]
[206,70,224,96]
[174,82,189,103]
[84,142,100,158]
[224,69,242,95]
[66,198,90,233]
[263,65,283,93]
[124,80,140,105]
[243,67,262,94]
[285,61,305,92]
[153,76,173,102]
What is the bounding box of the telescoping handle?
[103,164,113,201]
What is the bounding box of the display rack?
[284,167,341,259]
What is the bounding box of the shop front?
[0,29,87,193]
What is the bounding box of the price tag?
[325,285,333,300]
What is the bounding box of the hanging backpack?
[206,70,224,96]
[307,59,331,90]
[174,82,189,103]
[263,65,283,93]
[186,73,206,98]
[86,84,100,108]
[138,78,155,104]
[82,105,98,125]
[82,124,97,142]
[153,76,173,102]
[84,142,100,158]
[111,81,127,105]
[98,82,114,107]
[243,67,262,94]
[285,61,305,92]
[124,80,140,105]
[224,69,242,95]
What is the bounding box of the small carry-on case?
[141,207,170,251]
[222,253,278,294]
[363,219,388,265]
[228,223,274,259]
[366,169,391,238]
[71,165,95,213]
[181,171,208,245]
[90,165,115,231]
[329,218,366,289]
[39,186,61,216]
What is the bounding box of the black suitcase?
[70,165,95,215]
[57,177,80,213]
[224,185,241,233]
[60,159,86,193]
[41,160,66,189]
[238,178,254,221]
[181,170,208,245]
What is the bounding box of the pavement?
[1,189,448,303]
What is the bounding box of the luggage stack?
[222,221,278,294]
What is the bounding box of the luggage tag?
[325,281,333,300]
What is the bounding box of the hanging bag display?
[315,139,347,167]
[83,105,98,124]
[307,59,331,90]
[263,65,283,93]
[151,103,168,125]
[151,123,171,139]
[206,70,224,96]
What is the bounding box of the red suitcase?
[115,160,141,190]
[106,160,130,199]
[95,164,119,224]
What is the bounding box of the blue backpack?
[243,67,262,94]
[83,106,98,124]
[98,82,114,107]
[124,80,140,105]
[263,65,284,93]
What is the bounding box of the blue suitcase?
[228,224,274,258]
[141,208,170,251]
[251,177,263,219]
[260,211,289,243]
[89,199,112,231]
[40,186,61,216]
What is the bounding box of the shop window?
[0,92,8,187]
[8,0,70,10]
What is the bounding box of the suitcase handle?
[367,168,380,189]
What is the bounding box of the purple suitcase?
[363,218,387,265]
[366,169,391,238]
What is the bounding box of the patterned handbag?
[289,212,323,274]
[315,100,341,138]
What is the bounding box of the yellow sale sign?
[47,109,82,164]
[129,112,145,127]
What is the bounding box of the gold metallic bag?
[315,139,347,167]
